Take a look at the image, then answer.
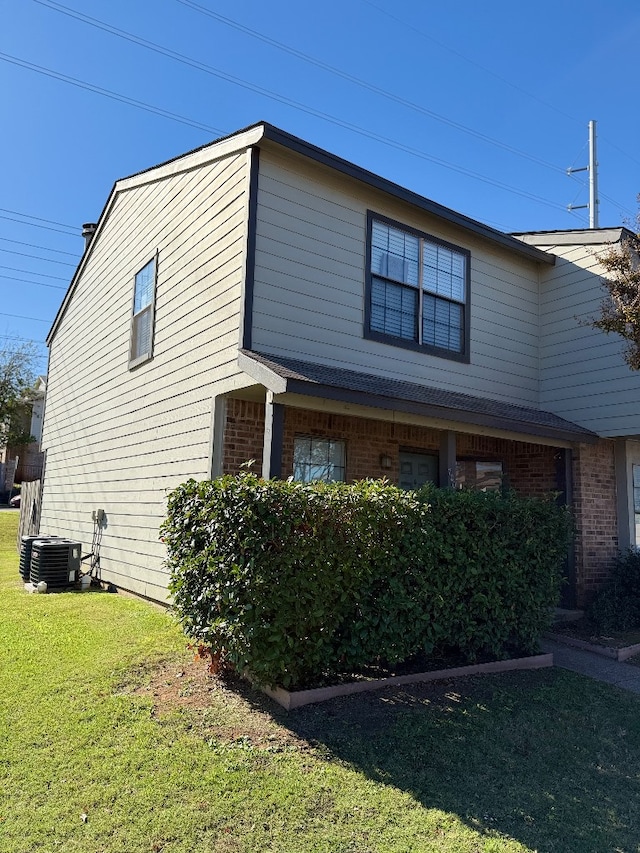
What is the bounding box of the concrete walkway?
[541,637,640,695]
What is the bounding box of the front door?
[398,452,439,490]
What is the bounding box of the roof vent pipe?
[82,222,97,249]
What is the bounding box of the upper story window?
[129,254,157,368]
[365,213,470,362]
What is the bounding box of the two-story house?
[39,122,640,606]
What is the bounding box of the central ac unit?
[29,540,82,590]
[19,535,61,582]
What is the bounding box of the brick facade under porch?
[222,398,619,607]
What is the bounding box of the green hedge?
[589,549,640,632]
[162,474,571,689]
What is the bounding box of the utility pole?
[567,120,599,228]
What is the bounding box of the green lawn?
[2,511,640,853]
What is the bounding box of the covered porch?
[211,350,611,608]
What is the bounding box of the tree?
[589,227,640,370]
[0,342,39,449]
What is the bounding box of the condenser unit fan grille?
[30,540,81,589]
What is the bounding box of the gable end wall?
[39,149,251,601]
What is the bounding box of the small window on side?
[129,255,157,368]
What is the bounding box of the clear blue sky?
[3,0,640,374]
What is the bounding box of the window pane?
[423,295,463,352]
[371,277,418,341]
[134,259,155,313]
[328,440,345,466]
[371,221,419,285]
[132,305,152,360]
[423,241,466,302]
[475,462,503,491]
[455,460,503,491]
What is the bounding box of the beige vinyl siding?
[537,241,640,436]
[251,146,541,407]
[40,149,250,601]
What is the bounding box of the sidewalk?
[541,637,640,695]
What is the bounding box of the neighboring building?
[1,375,46,485]
[39,122,640,606]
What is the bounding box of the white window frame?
[129,253,158,369]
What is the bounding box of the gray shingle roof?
[239,349,598,444]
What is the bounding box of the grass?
[3,512,640,852]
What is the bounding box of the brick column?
[572,440,618,606]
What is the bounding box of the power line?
[29,3,579,215]
[0,51,225,137]
[183,0,639,220]
[0,249,76,267]
[0,311,52,324]
[0,334,48,347]
[565,138,636,220]
[0,237,78,257]
[175,0,568,177]
[0,207,76,231]
[30,0,633,220]
[0,214,78,237]
[362,0,640,178]
[0,265,69,281]
[0,275,67,291]
[597,134,640,171]
[362,0,582,125]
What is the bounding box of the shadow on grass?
[238,668,640,853]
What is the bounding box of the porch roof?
[238,349,599,445]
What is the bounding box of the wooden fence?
[0,458,18,499]
[17,479,42,551]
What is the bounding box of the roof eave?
[258,123,555,266]
[47,119,556,346]
[238,351,598,445]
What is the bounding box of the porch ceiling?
[238,349,599,445]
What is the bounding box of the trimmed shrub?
[414,487,571,658]
[589,549,640,632]
[162,474,571,689]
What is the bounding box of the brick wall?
[223,401,620,606]
[457,434,557,497]
[572,439,618,606]
[281,409,441,482]
[223,399,265,474]
[224,399,560,492]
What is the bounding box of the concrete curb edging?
[261,653,553,710]
[546,632,640,662]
